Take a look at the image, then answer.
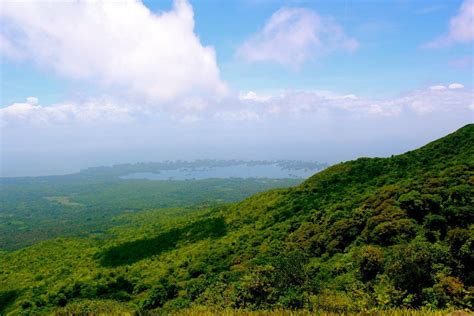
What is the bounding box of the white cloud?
[236,85,473,117]
[0,0,227,103]
[448,83,465,89]
[387,85,472,114]
[424,0,474,48]
[448,0,474,43]
[238,91,271,102]
[26,97,38,105]
[0,97,132,126]
[236,7,358,67]
[429,85,447,91]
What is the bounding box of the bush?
[310,290,354,313]
[373,275,406,308]
[273,250,308,288]
[277,287,307,309]
[358,245,384,282]
[235,265,276,308]
[385,241,437,302]
[371,219,417,245]
[139,279,178,310]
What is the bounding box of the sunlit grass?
[52,306,470,316]
[53,300,134,316]
[51,301,471,316]
[169,309,469,316]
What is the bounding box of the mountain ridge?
[1,124,472,314]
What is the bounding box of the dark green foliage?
[273,250,308,288]
[357,245,384,282]
[45,275,136,309]
[371,218,418,245]
[0,291,19,314]
[386,241,439,295]
[139,278,178,310]
[1,124,473,314]
[99,217,227,267]
[447,228,474,284]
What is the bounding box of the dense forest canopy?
[0,124,472,314]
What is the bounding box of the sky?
[0,0,473,177]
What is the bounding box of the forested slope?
[1,124,472,314]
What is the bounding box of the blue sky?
[1,0,472,104]
[192,0,472,95]
[0,0,473,176]
[162,0,473,97]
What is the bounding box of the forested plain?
[0,161,306,250]
[0,125,473,315]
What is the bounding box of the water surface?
[120,164,320,180]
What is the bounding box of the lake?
[120,163,322,180]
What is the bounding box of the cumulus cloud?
[0,0,227,103]
[239,91,271,102]
[448,83,465,89]
[424,0,474,48]
[429,83,465,91]
[26,97,38,105]
[429,85,447,91]
[236,7,358,67]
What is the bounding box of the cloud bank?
[2,84,472,126]
[0,0,227,102]
[237,7,358,67]
[237,84,473,118]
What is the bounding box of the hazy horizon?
[1,122,467,177]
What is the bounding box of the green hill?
[1,124,473,314]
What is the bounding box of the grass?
[169,309,470,316]
[49,300,472,316]
[53,300,134,316]
[51,308,470,316]
[45,196,84,207]
[50,300,471,316]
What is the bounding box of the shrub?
[139,279,178,310]
[371,219,417,245]
[385,241,437,303]
[358,245,384,282]
[235,265,276,308]
[277,287,307,309]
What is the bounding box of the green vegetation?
[0,176,301,250]
[0,125,472,315]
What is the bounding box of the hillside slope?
[1,124,473,314]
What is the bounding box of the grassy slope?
[1,124,473,314]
